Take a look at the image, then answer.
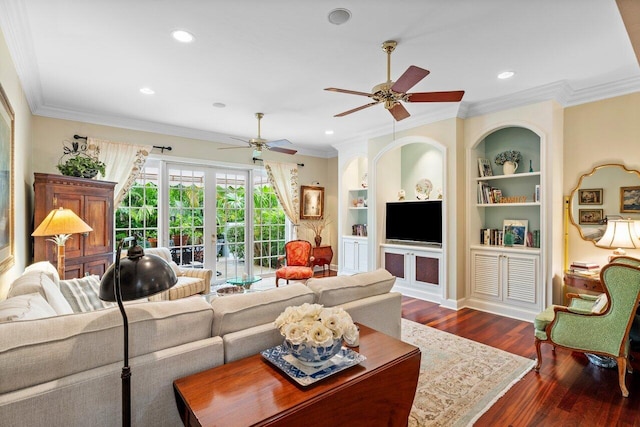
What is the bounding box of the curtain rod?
[252,157,304,167]
[73,134,172,153]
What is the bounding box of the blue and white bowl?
[283,337,343,367]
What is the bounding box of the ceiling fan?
[325,40,465,121]
[219,112,297,156]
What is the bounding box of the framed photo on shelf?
[578,209,604,225]
[478,158,493,177]
[578,188,603,205]
[620,186,640,213]
[0,84,14,273]
[300,185,324,220]
[502,219,528,246]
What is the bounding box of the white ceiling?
[1,0,639,157]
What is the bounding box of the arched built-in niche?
[372,135,447,303]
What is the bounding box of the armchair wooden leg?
[616,356,629,397]
[534,338,543,372]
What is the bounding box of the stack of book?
[569,261,600,274]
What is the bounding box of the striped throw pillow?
[59,275,115,313]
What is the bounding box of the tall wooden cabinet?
[34,173,116,279]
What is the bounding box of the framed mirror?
[569,164,640,243]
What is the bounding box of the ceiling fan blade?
[325,87,374,97]
[334,101,381,117]
[407,91,465,102]
[268,146,297,155]
[218,146,252,150]
[391,66,430,94]
[389,103,410,121]
[267,139,292,147]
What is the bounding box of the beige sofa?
[143,247,212,300]
[0,264,400,426]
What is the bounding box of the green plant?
[494,150,522,165]
[57,155,106,178]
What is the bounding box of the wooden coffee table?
[173,324,421,427]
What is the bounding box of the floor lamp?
[31,207,93,279]
[99,236,177,427]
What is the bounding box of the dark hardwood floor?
[401,296,640,427]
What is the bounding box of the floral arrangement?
[301,216,331,239]
[274,303,359,347]
[494,150,522,165]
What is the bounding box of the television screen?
[385,200,442,245]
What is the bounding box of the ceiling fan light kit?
[325,40,465,121]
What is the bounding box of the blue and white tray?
[261,344,366,386]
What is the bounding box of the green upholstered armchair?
[534,262,640,397]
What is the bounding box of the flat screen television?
[385,200,442,246]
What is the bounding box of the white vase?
[503,161,518,175]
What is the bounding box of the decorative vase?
[314,235,322,247]
[283,337,343,367]
[503,161,518,175]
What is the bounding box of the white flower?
[274,303,357,346]
[282,323,307,345]
[308,322,334,346]
[343,323,360,346]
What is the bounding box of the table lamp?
[31,207,93,279]
[596,219,640,258]
[99,236,177,427]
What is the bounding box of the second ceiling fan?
[325,40,465,121]
[220,112,297,156]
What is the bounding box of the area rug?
[401,319,535,427]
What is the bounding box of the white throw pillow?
[8,271,73,315]
[59,275,115,313]
[24,261,60,287]
[0,293,57,322]
[169,261,182,277]
[591,293,609,314]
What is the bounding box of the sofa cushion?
[59,275,115,313]
[211,283,315,337]
[23,261,60,287]
[8,271,73,315]
[0,296,214,394]
[306,268,396,307]
[0,293,57,323]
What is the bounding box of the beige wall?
[564,92,640,266]
[0,30,34,299]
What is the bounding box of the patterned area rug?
[401,319,535,426]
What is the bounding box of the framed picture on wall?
[502,219,528,246]
[0,83,15,273]
[578,188,603,205]
[620,186,640,213]
[300,185,324,220]
[578,209,604,225]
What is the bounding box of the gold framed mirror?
[569,163,640,243]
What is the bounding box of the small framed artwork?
[503,219,528,246]
[620,186,640,213]
[300,185,324,220]
[578,188,603,205]
[0,83,14,273]
[478,158,493,177]
[578,209,604,225]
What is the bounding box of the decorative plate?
[261,344,366,386]
[415,178,433,200]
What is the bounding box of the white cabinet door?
[342,237,367,273]
[357,240,368,272]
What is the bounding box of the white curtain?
[264,160,300,238]
[87,138,152,206]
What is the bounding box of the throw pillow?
[24,261,60,287]
[0,293,57,323]
[8,271,73,315]
[169,261,182,277]
[591,293,609,314]
[59,275,115,313]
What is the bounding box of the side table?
[311,245,333,272]
[563,270,603,304]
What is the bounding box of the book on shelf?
[477,182,502,204]
[480,228,503,246]
[352,223,367,237]
[571,261,600,268]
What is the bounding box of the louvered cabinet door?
[503,252,539,307]
[471,251,501,301]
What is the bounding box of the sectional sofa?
[0,263,400,426]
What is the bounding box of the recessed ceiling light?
[212,102,226,108]
[328,8,351,25]
[171,29,195,43]
[139,87,155,95]
[325,130,334,135]
[498,71,515,79]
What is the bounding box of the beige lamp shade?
[596,219,639,255]
[32,207,93,239]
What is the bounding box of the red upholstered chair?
[275,240,314,287]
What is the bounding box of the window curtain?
[264,160,300,238]
[87,138,152,206]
